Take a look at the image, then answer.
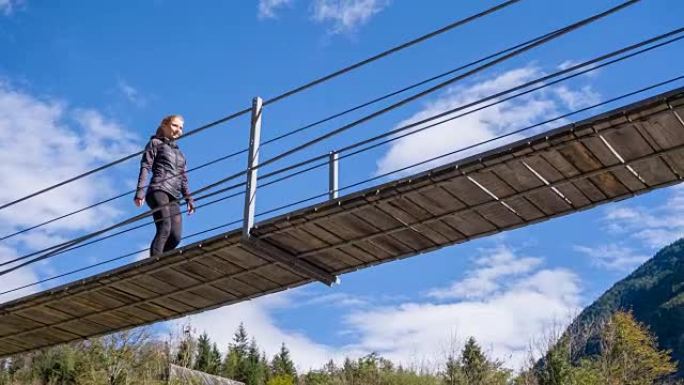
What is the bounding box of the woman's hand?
[187,199,196,215]
[134,197,144,207]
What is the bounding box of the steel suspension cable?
[243,0,641,175]
[0,20,554,243]
[3,74,681,298]
[0,0,522,212]
[226,25,683,192]
[0,2,648,277]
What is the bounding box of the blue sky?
[1,0,684,371]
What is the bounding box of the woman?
[134,115,195,256]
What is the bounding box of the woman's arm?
[134,140,158,204]
[180,164,195,214]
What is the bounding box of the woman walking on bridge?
[134,115,195,256]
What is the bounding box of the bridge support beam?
[243,97,263,238]
[329,151,339,200]
[240,237,339,287]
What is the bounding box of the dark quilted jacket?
[135,136,192,201]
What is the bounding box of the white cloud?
[258,0,293,19]
[0,244,40,302]
[558,59,601,78]
[311,0,390,33]
[0,0,21,15]
[573,243,649,272]
[428,245,541,300]
[116,80,147,107]
[0,81,140,298]
[176,291,361,371]
[553,85,600,110]
[187,245,580,371]
[376,66,582,176]
[601,184,684,249]
[344,246,581,369]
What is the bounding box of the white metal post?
[329,151,339,200]
[243,97,263,238]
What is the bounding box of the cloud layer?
[0,81,139,300]
[182,245,581,371]
[375,66,601,177]
[258,0,390,33]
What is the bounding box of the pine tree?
[246,338,266,385]
[271,343,297,378]
[537,337,573,385]
[222,323,251,382]
[461,337,488,385]
[209,343,222,375]
[175,328,195,368]
[194,332,212,373]
[443,353,463,385]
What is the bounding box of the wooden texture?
[1,87,684,358]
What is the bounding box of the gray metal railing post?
[328,151,339,200]
[243,97,263,238]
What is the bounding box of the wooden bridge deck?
[1,87,684,357]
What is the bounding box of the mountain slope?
[570,238,684,376]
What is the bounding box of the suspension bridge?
[0,0,683,359]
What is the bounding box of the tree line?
[0,311,679,384]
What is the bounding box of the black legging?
[146,190,182,256]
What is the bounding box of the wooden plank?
[60,318,112,336]
[293,224,366,268]
[152,297,198,313]
[440,176,494,206]
[110,281,158,301]
[579,134,646,193]
[340,243,389,263]
[176,260,225,281]
[129,274,183,295]
[255,264,308,286]
[211,276,260,297]
[556,141,629,198]
[488,162,552,218]
[15,305,73,324]
[523,154,591,208]
[442,210,497,237]
[199,254,245,276]
[380,196,463,243]
[266,231,319,254]
[149,267,202,289]
[234,272,278,292]
[48,297,102,317]
[634,111,684,149]
[216,246,268,270]
[304,249,357,271]
[171,290,226,309]
[630,157,678,186]
[633,121,684,177]
[0,314,43,336]
[603,124,654,160]
[476,202,523,228]
[408,185,467,215]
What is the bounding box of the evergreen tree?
[271,342,297,378]
[461,337,488,385]
[246,338,267,385]
[536,337,573,385]
[222,323,251,382]
[194,332,213,373]
[209,343,222,375]
[443,353,464,385]
[174,329,195,368]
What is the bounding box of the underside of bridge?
[1,87,684,358]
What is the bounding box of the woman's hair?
[155,114,184,137]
